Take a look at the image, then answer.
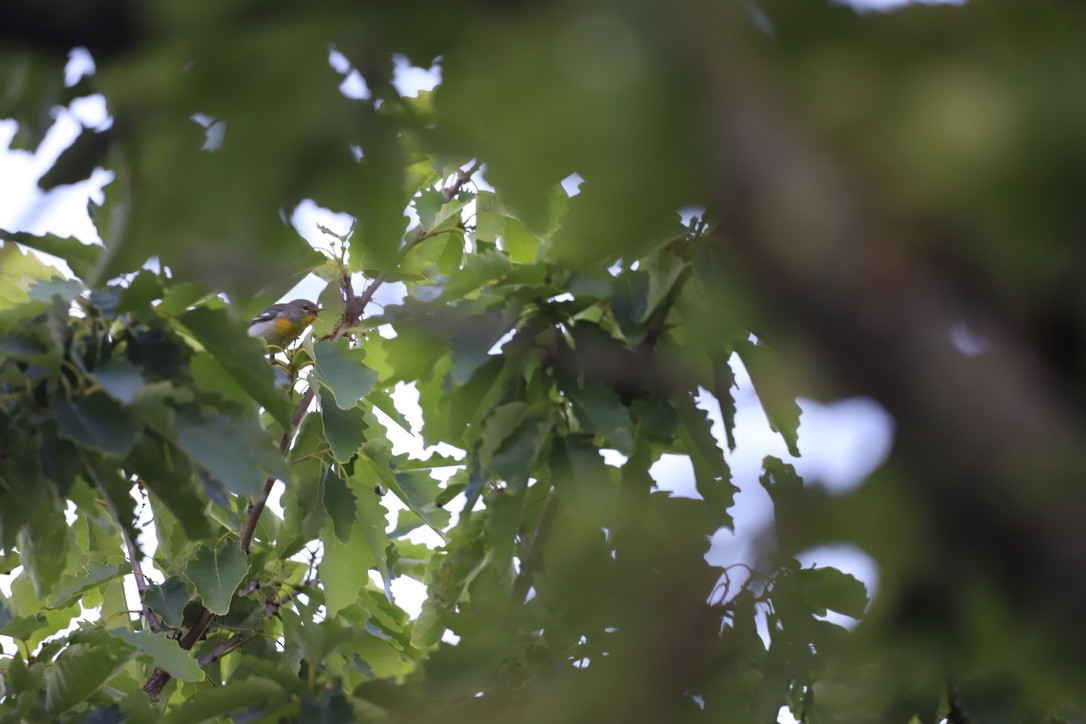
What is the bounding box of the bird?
[247,299,321,348]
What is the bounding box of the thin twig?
[118,522,163,634]
[196,633,246,667]
[511,491,561,604]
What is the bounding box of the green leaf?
[323,468,358,543]
[311,339,379,409]
[380,325,447,383]
[479,402,553,490]
[793,567,869,619]
[320,520,376,617]
[179,306,292,429]
[108,628,204,682]
[15,504,70,601]
[567,384,634,454]
[320,388,368,462]
[641,253,687,323]
[501,216,539,263]
[299,689,356,724]
[44,643,133,714]
[3,231,102,281]
[735,340,801,458]
[677,399,736,520]
[182,541,251,615]
[160,676,283,724]
[53,392,141,458]
[27,276,85,304]
[174,408,283,498]
[90,359,146,405]
[144,576,191,629]
[387,470,451,533]
[351,480,393,600]
[46,561,130,610]
[117,270,164,313]
[130,438,214,541]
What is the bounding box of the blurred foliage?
[2,0,1086,721]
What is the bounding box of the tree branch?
[118,519,162,634]
[144,159,486,702]
[142,607,214,700]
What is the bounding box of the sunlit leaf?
[311,339,379,410]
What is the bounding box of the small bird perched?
[247,299,321,347]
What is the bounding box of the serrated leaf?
[677,399,736,521]
[54,392,141,458]
[44,643,132,714]
[320,387,368,462]
[311,339,378,409]
[182,541,251,615]
[323,468,358,543]
[794,567,868,619]
[352,480,393,600]
[478,402,529,470]
[3,231,102,281]
[320,520,375,617]
[735,340,801,457]
[90,359,146,405]
[144,576,191,629]
[107,628,204,682]
[27,276,85,303]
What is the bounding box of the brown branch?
[196,633,246,667]
[142,607,214,700]
[118,521,162,634]
[143,158,486,702]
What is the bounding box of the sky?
[0,20,908,720]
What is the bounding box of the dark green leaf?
[90,359,146,405]
[735,340,801,458]
[144,576,191,629]
[54,392,141,458]
[794,567,868,619]
[299,689,356,724]
[182,541,251,615]
[174,408,284,498]
[323,468,358,543]
[567,384,634,454]
[320,387,369,462]
[677,399,736,520]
